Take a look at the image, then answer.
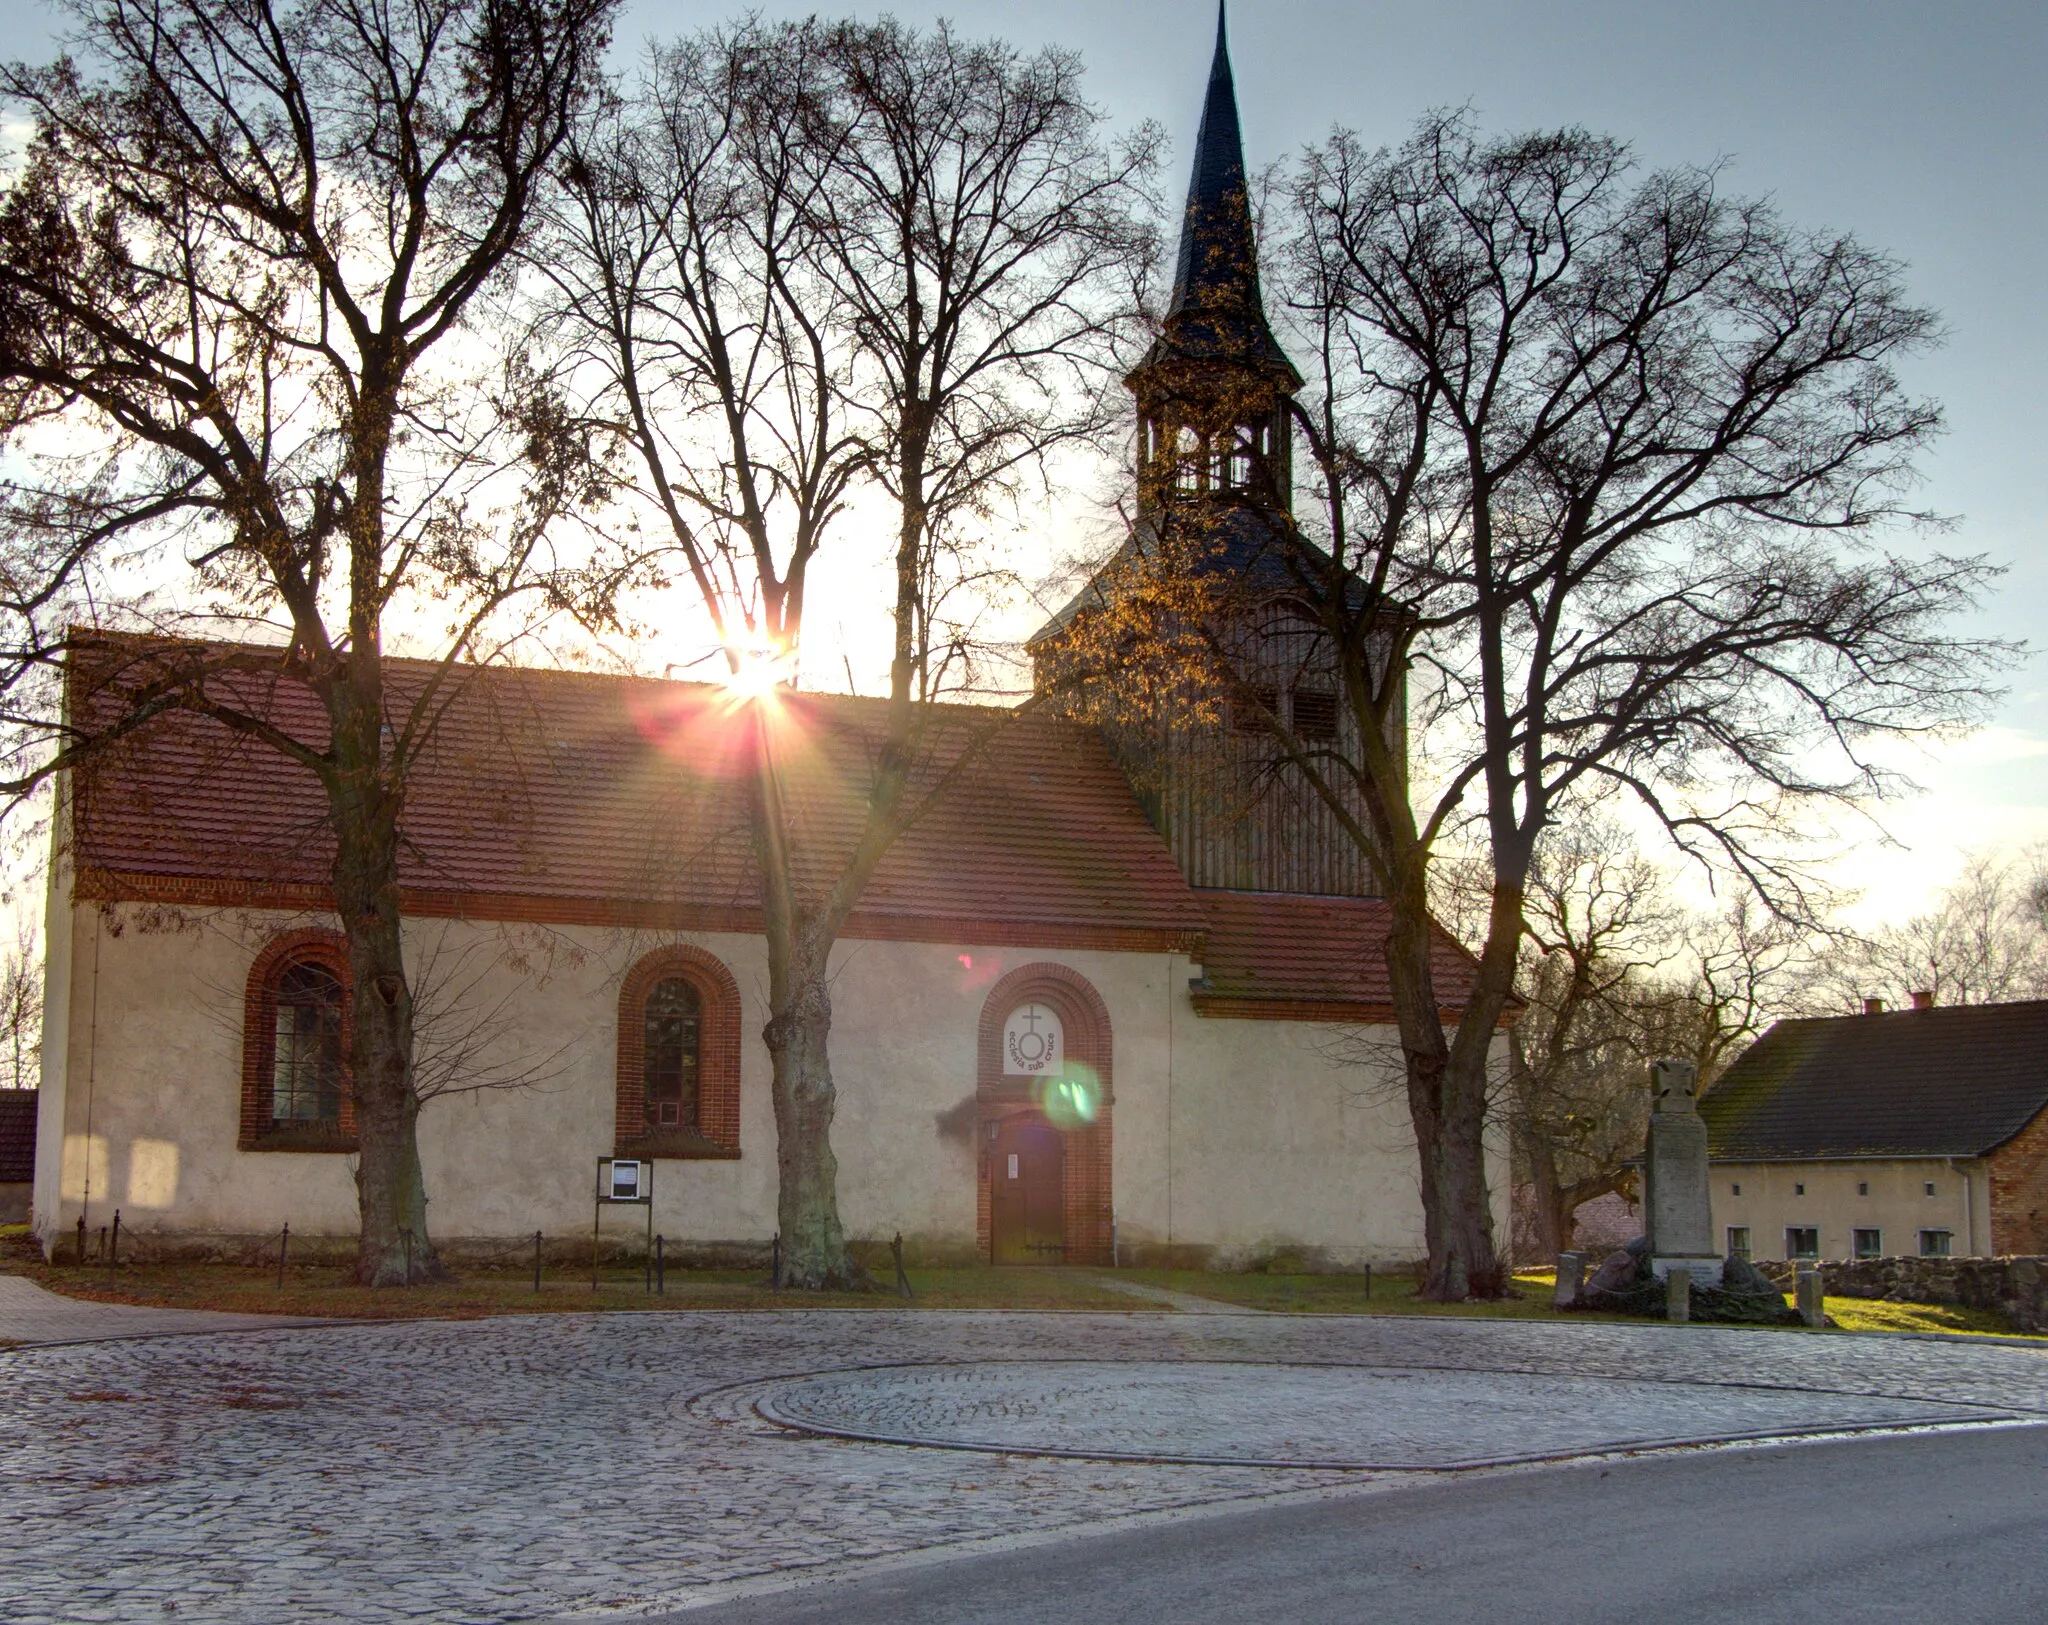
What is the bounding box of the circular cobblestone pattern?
[750,1358,2010,1469]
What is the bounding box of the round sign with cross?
[1002,1003,1063,1078]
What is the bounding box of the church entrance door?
[991,1119,1065,1265]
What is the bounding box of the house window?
[642,978,702,1133]
[1794,1182,1805,1196]
[1730,1182,1742,1196]
[1924,1181,1937,1197]
[241,930,355,1152]
[1857,1181,1869,1197]
[1919,1229,1953,1258]
[1726,1226,1751,1258]
[272,962,344,1125]
[1291,688,1339,741]
[616,947,742,1158]
[1785,1227,1819,1260]
[1853,1227,1882,1259]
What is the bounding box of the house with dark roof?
[1698,1001,2048,1262]
[32,15,1503,1269]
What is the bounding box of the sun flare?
[719,641,794,703]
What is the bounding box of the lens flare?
[720,642,793,702]
[1035,1064,1102,1129]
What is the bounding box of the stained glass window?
[644,977,702,1132]
[272,960,343,1124]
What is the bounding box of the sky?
[2,0,2043,922]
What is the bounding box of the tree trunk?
[330,711,443,1288]
[761,927,865,1289]
[1383,864,1508,1301]
[1531,1150,1573,1261]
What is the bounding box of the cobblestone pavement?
[745,1358,2001,1468]
[4,1310,2048,1625]
[0,1274,334,1346]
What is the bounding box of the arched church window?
[643,976,702,1132]
[241,930,355,1151]
[616,948,743,1158]
[273,961,344,1124]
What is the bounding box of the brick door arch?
[976,963,1113,1265]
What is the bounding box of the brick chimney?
[1912,989,1935,1010]
[1863,996,1885,1015]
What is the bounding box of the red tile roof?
[72,651,1210,951]
[70,643,1489,1017]
[1192,888,1484,1020]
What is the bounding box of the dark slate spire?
[1148,3,1299,382]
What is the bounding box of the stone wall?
[1757,1255,2048,1335]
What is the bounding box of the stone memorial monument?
[1644,1059,1723,1288]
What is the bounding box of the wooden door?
[991,1119,1065,1265]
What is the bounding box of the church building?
[31,18,1501,1270]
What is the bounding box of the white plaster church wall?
[35,900,1454,1267]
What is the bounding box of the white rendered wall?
[1710,1159,1992,1262]
[40,900,1455,1265]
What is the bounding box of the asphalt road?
[657,1423,2048,1624]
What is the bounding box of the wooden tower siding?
[1100,609,1400,898]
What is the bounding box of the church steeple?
[1132,3,1300,514]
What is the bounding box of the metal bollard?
[75,1215,86,1267]
[534,1229,544,1293]
[656,1234,665,1296]
[771,1233,782,1291]
[110,1210,121,1269]
[892,1232,913,1300]
[277,1222,290,1291]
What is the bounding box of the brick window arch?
[617,946,742,1158]
[240,928,356,1152]
[976,962,1114,1265]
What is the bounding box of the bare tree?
[0,921,40,1091]
[1277,117,2007,1297]
[1053,113,2004,1298]
[1816,846,2048,1010]
[0,0,620,1282]
[1502,838,1808,1260]
[538,18,1156,1286]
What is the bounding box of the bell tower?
[1030,4,1385,899]
[1130,3,1302,520]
